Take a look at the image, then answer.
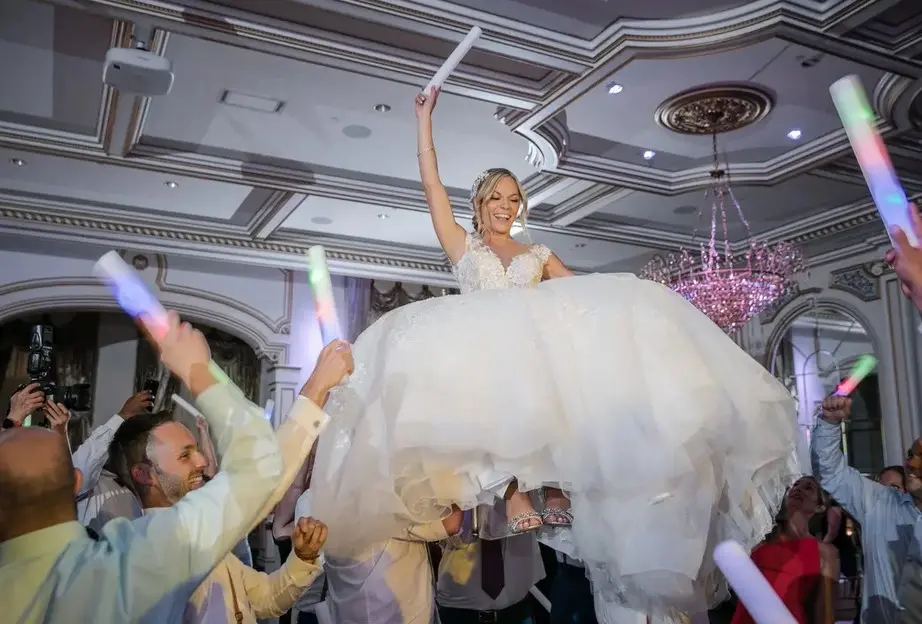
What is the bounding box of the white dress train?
[310,233,800,619]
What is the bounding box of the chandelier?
[641,128,803,333]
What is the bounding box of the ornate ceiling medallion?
[655,83,774,134]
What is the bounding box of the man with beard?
[111,340,353,623]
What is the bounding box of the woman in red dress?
[731,476,840,624]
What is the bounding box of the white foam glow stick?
[94,251,170,341]
[424,26,482,93]
[714,541,796,624]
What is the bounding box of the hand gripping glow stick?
[307,246,342,344]
[714,541,796,624]
[830,76,918,247]
[94,251,171,342]
[94,251,232,385]
[834,354,877,397]
[424,26,482,93]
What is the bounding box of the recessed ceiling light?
[607,82,624,94]
[311,216,333,225]
[9,158,25,166]
[378,213,389,219]
[574,242,587,249]
[373,104,391,113]
[787,129,802,140]
[164,180,178,189]
[342,125,372,139]
[643,150,656,160]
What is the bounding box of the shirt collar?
[0,521,87,562]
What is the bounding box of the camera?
[23,324,92,412]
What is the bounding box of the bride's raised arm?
[416,88,467,264]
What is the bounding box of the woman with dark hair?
[732,476,840,624]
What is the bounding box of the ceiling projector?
[102,46,174,96]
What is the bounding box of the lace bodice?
[451,233,553,293]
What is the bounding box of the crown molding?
[0,203,460,287]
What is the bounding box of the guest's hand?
[293,517,327,562]
[149,311,212,395]
[302,340,354,405]
[8,383,44,425]
[44,401,71,436]
[885,203,922,311]
[119,390,153,418]
[442,505,464,536]
[821,396,851,424]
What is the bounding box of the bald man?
[0,311,286,623]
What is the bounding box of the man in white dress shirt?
[436,499,545,624]
[0,311,285,622]
[113,339,353,623]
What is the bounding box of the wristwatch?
[2,417,20,429]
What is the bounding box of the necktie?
[480,538,505,599]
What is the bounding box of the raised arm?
[96,312,285,621]
[811,397,889,525]
[416,87,467,263]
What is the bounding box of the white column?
[92,313,138,428]
[264,364,302,429]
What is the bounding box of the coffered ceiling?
[0,0,921,286]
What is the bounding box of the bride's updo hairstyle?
[470,168,529,238]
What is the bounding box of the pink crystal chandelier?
[641,133,804,333]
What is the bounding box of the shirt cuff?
[814,417,840,432]
[104,414,125,430]
[194,382,243,419]
[287,396,330,434]
[284,551,324,586]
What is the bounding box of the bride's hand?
[415,87,440,119]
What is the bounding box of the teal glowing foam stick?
[834,354,877,397]
[307,246,342,344]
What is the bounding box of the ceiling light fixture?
[378,213,389,219]
[787,129,802,140]
[574,242,587,249]
[608,82,624,94]
[374,104,391,113]
[9,158,25,166]
[643,150,656,160]
[164,181,178,189]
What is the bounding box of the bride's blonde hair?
[470,168,529,238]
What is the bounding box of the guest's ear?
[130,463,155,488]
[73,468,83,496]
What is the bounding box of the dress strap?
[531,244,553,266]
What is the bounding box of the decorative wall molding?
[0,277,288,363]
[828,262,891,301]
[759,285,824,324]
[153,254,295,334]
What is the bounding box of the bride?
[310,86,800,617]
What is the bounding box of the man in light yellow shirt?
[0,311,285,623]
[112,339,353,623]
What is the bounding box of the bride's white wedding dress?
[310,232,799,617]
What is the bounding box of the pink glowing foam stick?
[94,251,170,342]
[830,76,918,247]
[424,26,482,94]
[714,541,796,624]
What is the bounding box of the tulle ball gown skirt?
[310,273,799,614]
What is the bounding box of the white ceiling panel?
[0,148,251,220]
